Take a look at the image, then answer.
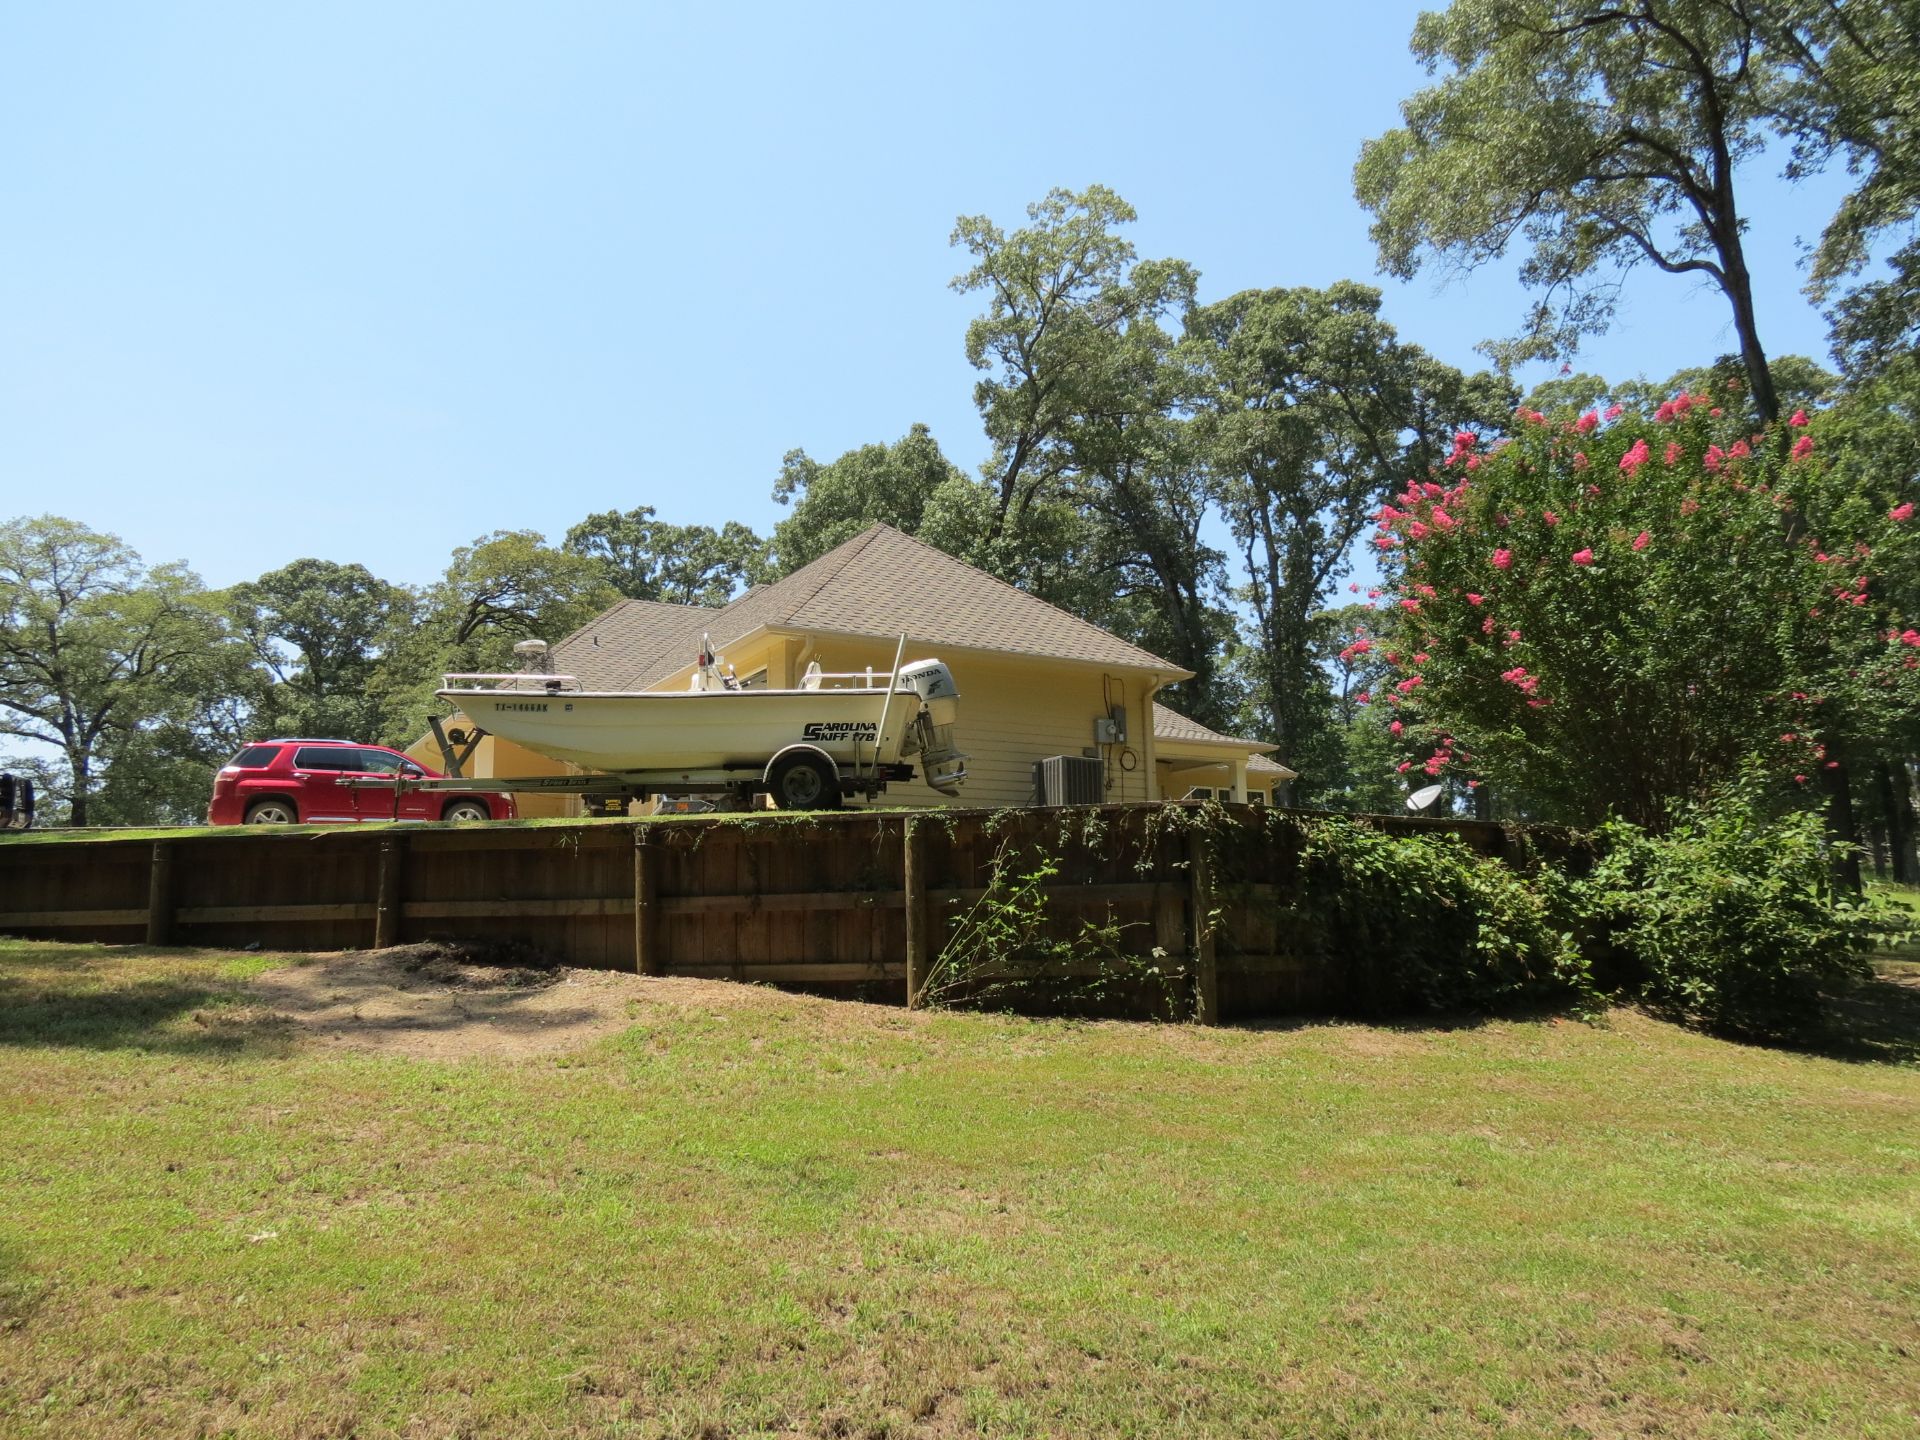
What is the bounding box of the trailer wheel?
[442,799,491,823]
[768,753,841,811]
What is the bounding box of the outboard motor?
[896,660,966,794]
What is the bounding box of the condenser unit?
[1034,754,1104,807]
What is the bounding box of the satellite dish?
[1406,783,1445,812]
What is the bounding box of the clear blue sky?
[1,1,1848,590]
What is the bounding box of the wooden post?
[145,841,174,947]
[1187,829,1218,1026]
[633,828,660,975]
[373,836,406,949]
[904,817,928,1009]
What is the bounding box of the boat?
[435,635,967,802]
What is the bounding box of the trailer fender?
[761,744,841,790]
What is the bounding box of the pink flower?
[1356,691,1371,704]
[1902,630,1920,648]
[1680,497,1699,516]
[1413,652,1430,664]
[1543,510,1560,526]
[1407,521,1430,540]
[1575,411,1599,434]
[1491,548,1513,570]
[1791,435,1815,461]
[1571,548,1595,566]
[1422,482,1444,499]
[1632,530,1650,552]
[1467,779,1481,790]
[1790,409,1809,427]
[1654,400,1677,424]
[1389,720,1403,736]
[1453,429,1477,450]
[1729,440,1752,459]
[1781,733,1797,743]
[1431,508,1456,531]
[1504,629,1521,647]
[1572,453,1590,472]
[1397,761,1412,773]
[1619,438,1650,475]
[1465,592,1484,606]
[1891,502,1913,522]
[1664,441,1683,467]
[1704,445,1726,474]
[1482,617,1496,634]
[1395,675,1424,694]
[1794,774,1808,784]
[1605,403,1624,421]
[1399,598,1422,612]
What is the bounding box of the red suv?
[208,740,519,825]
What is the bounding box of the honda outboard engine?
[895,660,966,794]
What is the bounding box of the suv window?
[293,746,358,772]
[228,744,283,769]
[353,749,422,776]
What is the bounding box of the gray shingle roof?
[553,523,1185,689]
[1152,702,1276,752]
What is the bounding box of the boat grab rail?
[441,672,584,691]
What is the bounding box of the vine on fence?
[919,837,1187,1018]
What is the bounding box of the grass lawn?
[2,942,1918,1438]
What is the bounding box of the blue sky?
[2,1,1850,590]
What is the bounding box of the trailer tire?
[768,752,841,811]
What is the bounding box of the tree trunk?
[1883,758,1917,884]
[1820,757,1862,892]
[67,754,89,828]
[1718,241,1779,425]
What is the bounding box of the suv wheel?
[244,799,297,825]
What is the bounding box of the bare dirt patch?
[241,941,795,1060]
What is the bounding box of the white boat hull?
[440,686,915,774]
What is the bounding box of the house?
[416,523,1293,813]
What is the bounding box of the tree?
[768,424,992,575]
[950,186,1236,719]
[1357,1,1812,422]
[371,531,619,745]
[0,516,245,825]
[1183,282,1512,787]
[564,508,768,606]
[1778,3,1920,376]
[1373,394,1917,830]
[951,185,1199,536]
[230,558,414,741]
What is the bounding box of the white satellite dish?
[1406,782,1445,812]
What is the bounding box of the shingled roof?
[1153,702,1295,779]
[551,524,1186,689]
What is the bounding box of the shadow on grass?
[1818,963,1920,1065]
[0,945,292,1057]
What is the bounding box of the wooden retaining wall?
[0,805,1573,1023]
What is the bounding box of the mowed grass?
[2,944,1918,1439]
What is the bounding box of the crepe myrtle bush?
[1370,388,1920,829]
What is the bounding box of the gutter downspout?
[1143,675,1163,803]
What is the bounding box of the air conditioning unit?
[1034,754,1104,807]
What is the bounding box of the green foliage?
[229,557,414,742]
[563,506,767,605]
[0,515,253,825]
[1183,282,1511,776]
[1293,818,1589,1014]
[768,423,993,575]
[1568,802,1892,1041]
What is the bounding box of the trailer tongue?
[362,635,968,813]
